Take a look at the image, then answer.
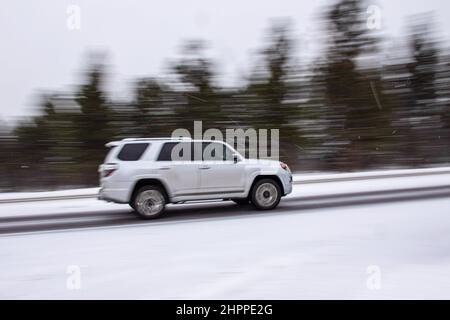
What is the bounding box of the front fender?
[245,167,281,195]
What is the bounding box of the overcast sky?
[0,0,449,121]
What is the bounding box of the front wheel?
[250,179,281,210]
[133,185,166,219]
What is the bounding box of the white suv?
[98,138,293,219]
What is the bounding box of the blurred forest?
[1,0,450,191]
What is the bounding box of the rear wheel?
[250,179,281,210]
[133,185,166,219]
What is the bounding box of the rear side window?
[117,143,149,161]
[157,142,233,161]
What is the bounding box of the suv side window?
[202,142,233,161]
[157,142,192,161]
[117,143,150,161]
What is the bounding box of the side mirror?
[233,153,240,163]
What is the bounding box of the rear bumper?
[98,187,129,204]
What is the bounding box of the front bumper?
[280,171,293,196]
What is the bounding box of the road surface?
[1,169,450,299]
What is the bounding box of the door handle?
[157,167,171,170]
[199,166,211,170]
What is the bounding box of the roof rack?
[121,137,192,141]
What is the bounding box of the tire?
[231,198,250,205]
[250,178,281,210]
[132,185,166,220]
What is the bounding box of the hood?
[241,158,280,167]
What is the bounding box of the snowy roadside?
[294,166,450,183]
[1,169,450,219]
[0,187,99,203]
[1,167,450,204]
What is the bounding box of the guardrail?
[294,167,450,184]
[1,167,450,204]
[0,194,97,204]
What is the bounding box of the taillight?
[103,169,116,177]
[100,163,118,178]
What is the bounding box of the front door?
[197,142,246,194]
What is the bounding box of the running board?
[174,199,231,205]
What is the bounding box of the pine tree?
[405,15,442,165]
[172,40,225,133]
[132,78,180,137]
[74,58,116,184]
[322,0,392,170]
[244,20,304,165]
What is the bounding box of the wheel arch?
[249,175,284,195]
[130,178,171,204]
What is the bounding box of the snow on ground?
[0,188,99,201]
[1,196,450,299]
[290,171,450,198]
[293,166,450,183]
[0,198,129,218]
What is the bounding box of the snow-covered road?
[1,169,450,299]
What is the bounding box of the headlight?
[280,162,290,172]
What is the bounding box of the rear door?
[156,142,201,197]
